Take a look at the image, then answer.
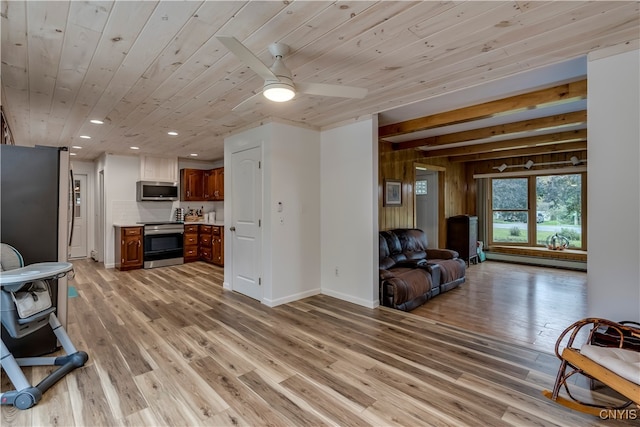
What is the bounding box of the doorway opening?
[414,163,445,248]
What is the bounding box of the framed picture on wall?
[384,179,402,206]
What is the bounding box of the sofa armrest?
[426,248,459,260]
[379,269,395,280]
[422,262,441,288]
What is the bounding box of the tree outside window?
[490,174,584,249]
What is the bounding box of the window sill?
[487,245,587,262]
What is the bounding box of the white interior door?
[415,169,439,248]
[69,173,88,258]
[231,146,262,301]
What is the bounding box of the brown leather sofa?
[379,229,466,311]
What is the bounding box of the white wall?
[103,154,140,267]
[265,122,321,305]
[224,118,380,309]
[320,117,379,308]
[587,48,640,320]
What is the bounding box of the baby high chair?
[0,243,88,409]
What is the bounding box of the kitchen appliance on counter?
[175,207,185,222]
[0,145,72,357]
[138,222,184,268]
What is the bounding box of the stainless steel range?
[138,222,184,268]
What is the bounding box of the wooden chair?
[542,318,640,416]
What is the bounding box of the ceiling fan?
[216,35,368,111]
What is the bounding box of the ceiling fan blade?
[232,91,265,112]
[216,35,278,82]
[297,82,368,99]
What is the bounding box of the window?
[415,180,427,195]
[535,174,582,248]
[489,173,585,249]
[491,178,529,243]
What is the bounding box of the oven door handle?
[144,229,184,236]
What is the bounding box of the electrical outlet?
[335,267,339,277]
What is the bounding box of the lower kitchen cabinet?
[115,226,143,271]
[212,226,224,266]
[183,224,224,266]
[183,224,199,262]
[199,225,214,263]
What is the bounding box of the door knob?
[230,226,236,232]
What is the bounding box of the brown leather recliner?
[379,229,466,311]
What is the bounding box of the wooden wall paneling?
[379,141,470,243]
[468,152,587,175]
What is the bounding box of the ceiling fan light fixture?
[263,81,295,102]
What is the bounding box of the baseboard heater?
[485,252,587,271]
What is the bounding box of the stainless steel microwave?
[136,181,179,201]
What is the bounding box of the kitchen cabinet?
[180,169,204,201]
[181,167,224,201]
[211,168,224,201]
[140,156,178,182]
[184,224,224,266]
[183,224,199,262]
[212,225,224,266]
[115,226,143,271]
[199,225,213,262]
[446,215,478,266]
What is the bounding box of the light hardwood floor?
[1,259,633,426]
[411,260,588,355]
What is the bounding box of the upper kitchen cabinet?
[181,168,204,201]
[181,167,224,201]
[204,168,224,201]
[140,156,178,182]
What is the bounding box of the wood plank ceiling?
[1,1,638,162]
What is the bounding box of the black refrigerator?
[1,144,72,357]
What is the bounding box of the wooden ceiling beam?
[378,79,587,138]
[392,110,586,150]
[447,141,588,162]
[420,129,587,158]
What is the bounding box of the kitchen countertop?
[184,221,225,227]
[113,222,225,227]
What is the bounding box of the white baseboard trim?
[321,288,379,309]
[262,288,321,307]
[223,281,231,290]
[486,252,587,271]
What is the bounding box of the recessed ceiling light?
[70,152,77,156]
[72,145,82,149]
[90,119,104,125]
[130,146,139,150]
[189,153,198,157]
[167,131,178,136]
[79,135,91,139]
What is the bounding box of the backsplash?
[112,200,223,223]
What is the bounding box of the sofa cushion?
[393,228,428,262]
[429,258,466,285]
